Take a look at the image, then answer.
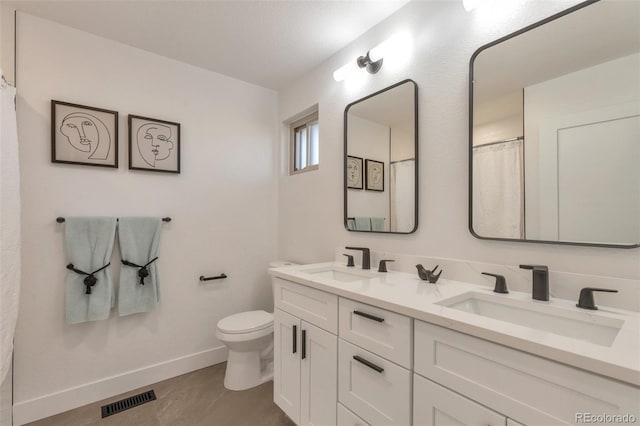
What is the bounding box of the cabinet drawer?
[339,298,412,368]
[272,277,338,333]
[338,403,370,426]
[414,320,640,425]
[413,374,506,426]
[338,339,411,426]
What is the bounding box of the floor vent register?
[100,390,157,418]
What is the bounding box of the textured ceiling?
[5,0,409,90]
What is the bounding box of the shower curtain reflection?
[472,139,524,239]
[390,159,415,232]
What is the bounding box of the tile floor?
[27,363,294,426]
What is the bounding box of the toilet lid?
[217,310,273,334]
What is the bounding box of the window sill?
[290,164,319,176]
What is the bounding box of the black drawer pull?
[353,355,384,373]
[301,329,307,360]
[292,325,297,354]
[353,310,385,323]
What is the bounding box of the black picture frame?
[365,159,384,192]
[346,155,363,189]
[51,100,118,168]
[128,114,181,174]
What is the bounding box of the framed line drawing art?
[365,159,384,191]
[128,115,181,173]
[346,155,363,189]
[51,100,118,168]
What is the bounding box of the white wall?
[0,6,13,85]
[277,0,640,279]
[13,13,278,424]
[390,127,413,162]
[473,90,523,146]
[524,53,640,242]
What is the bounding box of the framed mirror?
[470,0,640,248]
[344,79,418,233]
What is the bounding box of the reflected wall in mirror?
[345,79,418,233]
[470,0,640,248]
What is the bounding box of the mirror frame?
[344,79,419,234]
[469,0,639,249]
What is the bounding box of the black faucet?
[482,272,508,294]
[576,287,618,310]
[345,247,370,270]
[519,265,549,301]
[378,259,394,272]
[343,253,355,267]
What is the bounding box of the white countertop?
[269,262,640,387]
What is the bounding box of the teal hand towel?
[118,217,162,316]
[371,217,385,231]
[355,217,371,231]
[64,217,117,324]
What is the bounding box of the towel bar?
[200,274,227,281]
[56,217,172,223]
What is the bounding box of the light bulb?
[369,32,411,62]
[333,61,360,82]
[463,0,479,11]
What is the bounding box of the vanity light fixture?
[333,32,410,82]
[463,0,479,11]
[333,51,383,82]
[463,0,494,11]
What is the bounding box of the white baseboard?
[13,346,228,425]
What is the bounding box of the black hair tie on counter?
[66,262,111,294]
[121,257,159,285]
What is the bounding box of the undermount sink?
[438,292,624,347]
[301,266,374,283]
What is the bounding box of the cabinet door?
[274,309,301,424]
[300,321,337,426]
[338,403,370,426]
[414,374,506,426]
[338,339,411,426]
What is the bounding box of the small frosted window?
[290,111,319,174]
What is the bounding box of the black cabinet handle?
[353,310,385,323]
[301,329,307,360]
[353,355,384,373]
[292,325,297,354]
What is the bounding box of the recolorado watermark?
[576,413,637,424]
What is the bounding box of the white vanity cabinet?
[271,269,640,426]
[338,403,370,426]
[273,278,338,426]
[414,320,640,425]
[413,374,506,426]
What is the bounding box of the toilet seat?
[217,310,273,334]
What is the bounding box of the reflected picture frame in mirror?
[344,79,418,234]
[469,0,640,248]
[347,156,364,190]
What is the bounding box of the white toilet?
[216,310,274,391]
[215,261,297,391]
